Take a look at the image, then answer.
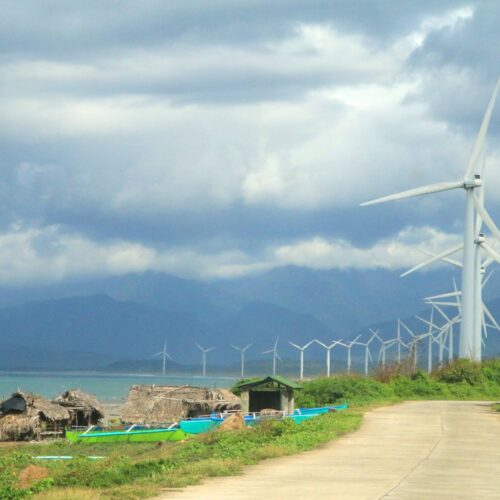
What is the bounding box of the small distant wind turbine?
[196,343,215,377]
[262,337,281,376]
[356,334,376,376]
[289,340,315,380]
[315,339,343,377]
[232,343,253,378]
[339,335,361,375]
[153,340,173,376]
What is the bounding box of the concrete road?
[157,401,500,500]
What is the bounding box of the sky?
[0,1,499,284]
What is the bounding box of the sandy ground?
[156,401,500,500]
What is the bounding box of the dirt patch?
[18,464,49,489]
[218,413,244,431]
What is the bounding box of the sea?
[0,372,237,402]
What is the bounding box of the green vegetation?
[2,359,500,499]
[0,412,362,499]
[295,359,500,407]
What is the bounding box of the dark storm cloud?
[0,0,498,283]
[407,2,500,136]
[0,0,461,58]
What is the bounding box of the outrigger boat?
[66,424,187,443]
[67,403,349,440]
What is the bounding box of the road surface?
[157,401,500,499]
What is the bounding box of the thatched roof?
[0,391,70,441]
[53,389,104,419]
[121,385,242,424]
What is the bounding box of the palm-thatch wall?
[53,389,105,427]
[0,392,70,441]
[121,385,242,424]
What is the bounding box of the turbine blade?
[289,342,300,349]
[473,195,500,241]
[424,300,462,308]
[420,249,462,269]
[361,181,463,207]
[483,303,500,331]
[481,242,500,263]
[401,243,463,277]
[465,77,500,179]
[425,290,461,300]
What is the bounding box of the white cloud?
[273,227,462,271]
[0,224,463,284]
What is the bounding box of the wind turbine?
[361,78,500,360]
[232,343,253,378]
[262,337,281,376]
[339,335,361,374]
[356,333,376,376]
[153,340,173,376]
[196,343,215,377]
[289,340,315,380]
[315,339,343,377]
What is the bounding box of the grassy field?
[0,411,363,499]
[1,359,500,499]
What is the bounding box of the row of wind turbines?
[153,288,498,379]
[361,77,500,362]
[153,78,500,379]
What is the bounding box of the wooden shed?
[0,391,70,441]
[121,385,242,424]
[234,375,302,414]
[53,389,105,427]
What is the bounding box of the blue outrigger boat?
[180,403,348,434]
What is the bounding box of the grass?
[295,358,500,408]
[0,412,362,499]
[2,358,500,499]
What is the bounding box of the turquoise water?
[0,372,237,402]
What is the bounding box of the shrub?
[434,359,484,385]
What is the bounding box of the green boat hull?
[66,427,187,443]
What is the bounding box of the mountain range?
[1,266,499,372]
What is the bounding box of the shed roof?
[235,375,302,390]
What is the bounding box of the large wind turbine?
[361,78,500,360]
[262,337,281,376]
[289,340,314,380]
[232,343,253,378]
[196,343,215,377]
[153,340,173,376]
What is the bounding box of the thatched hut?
[0,392,70,441]
[53,389,105,427]
[121,385,241,424]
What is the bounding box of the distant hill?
[0,267,498,371]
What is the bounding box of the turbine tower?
[262,337,281,376]
[232,343,253,378]
[339,335,361,375]
[153,340,173,376]
[196,343,215,377]
[361,78,500,360]
[356,333,376,376]
[289,340,314,380]
[315,339,343,377]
